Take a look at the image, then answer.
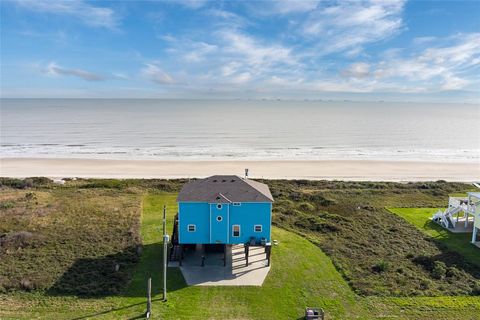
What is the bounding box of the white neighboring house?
[432,192,479,248]
[469,192,480,245]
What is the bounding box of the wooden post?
[245,244,249,266]
[146,277,152,319]
[265,244,272,267]
[179,244,183,266]
[223,244,226,267]
[163,205,168,301]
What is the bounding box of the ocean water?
[1,99,479,162]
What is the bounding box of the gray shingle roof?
[177,175,274,203]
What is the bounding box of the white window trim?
[217,204,222,209]
[233,202,241,206]
[232,225,240,237]
[254,224,262,232]
[187,224,196,232]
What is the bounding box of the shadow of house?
[423,220,480,270]
[412,221,480,294]
[47,247,140,297]
[121,242,187,298]
[47,243,187,298]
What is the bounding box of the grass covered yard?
[0,192,367,319]
[125,194,364,319]
[1,180,480,319]
[389,208,480,268]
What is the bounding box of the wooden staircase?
[169,214,181,261]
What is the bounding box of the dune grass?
[269,181,480,297]
[0,188,142,294]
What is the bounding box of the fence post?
[146,277,152,319]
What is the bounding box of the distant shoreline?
[1,158,477,182]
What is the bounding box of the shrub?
[446,266,463,278]
[29,177,52,186]
[420,279,431,290]
[84,179,125,189]
[298,202,315,212]
[20,279,34,291]
[472,281,480,295]
[308,193,336,206]
[373,260,390,273]
[25,192,37,201]
[0,231,38,250]
[413,255,434,270]
[0,178,33,189]
[431,261,447,279]
[0,201,15,210]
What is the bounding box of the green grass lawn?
[2,191,480,319]
[388,207,480,267]
[115,193,368,319]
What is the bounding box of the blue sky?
[1,0,479,101]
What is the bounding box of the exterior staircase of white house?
[433,206,463,229]
[432,197,469,230]
[432,193,480,236]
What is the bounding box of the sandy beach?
[0,158,477,181]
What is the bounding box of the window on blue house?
[232,225,240,237]
[217,204,222,209]
[216,215,223,222]
[187,224,196,232]
[254,225,262,232]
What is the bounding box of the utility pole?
[163,205,169,301]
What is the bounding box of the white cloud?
[441,75,469,91]
[221,62,241,77]
[204,8,247,28]
[45,62,104,81]
[141,64,175,85]
[112,72,129,80]
[229,72,252,84]
[374,33,480,90]
[273,0,319,14]
[341,62,371,78]
[302,0,405,55]
[219,30,296,67]
[412,36,437,45]
[15,0,119,29]
[183,42,218,62]
[150,30,479,96]
[179,0,208,9]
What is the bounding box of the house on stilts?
[432,191,480,248]
[170,174,274,267]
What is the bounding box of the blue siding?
[178,202,209,244]
[178,201,272,245]
[210,203,229,243]
[229,203,271,244]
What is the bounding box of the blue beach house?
[175,175,274,245]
